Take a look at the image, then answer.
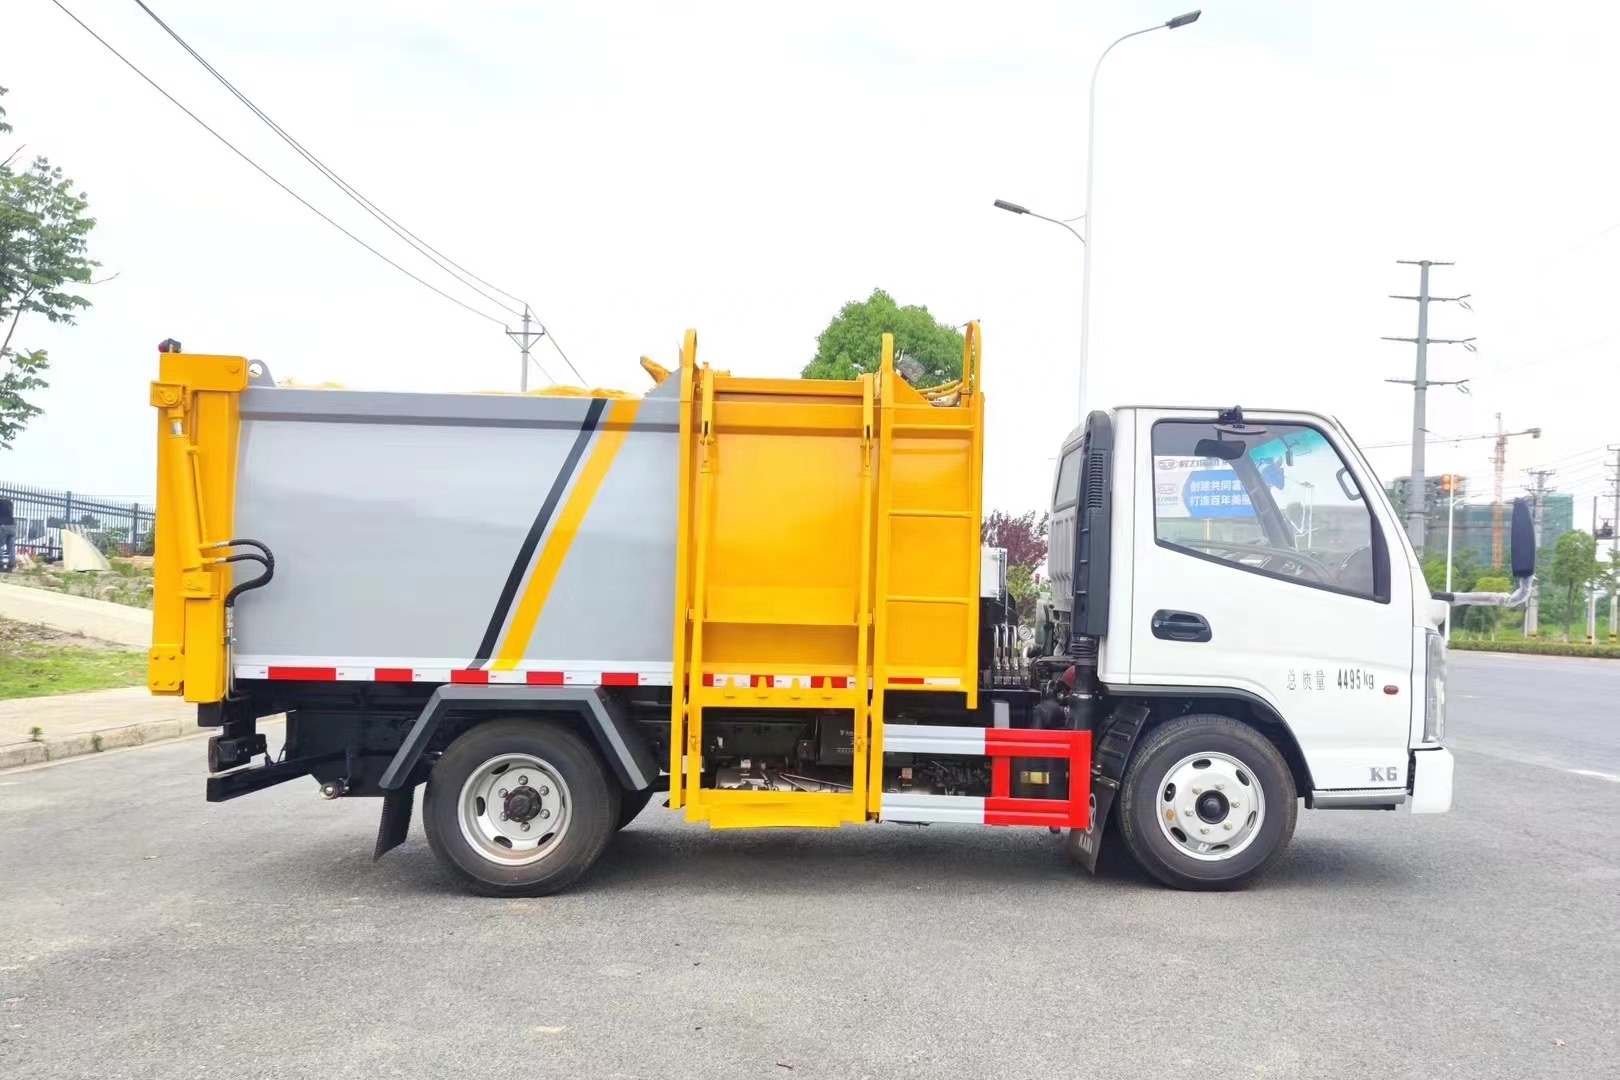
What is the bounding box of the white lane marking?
[1568,769,1620,784]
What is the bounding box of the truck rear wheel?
[1117,714,1296,890]
[423,718,620,897]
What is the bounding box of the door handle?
[1152,609,1211,643]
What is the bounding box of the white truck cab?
[1046,405,1529,886]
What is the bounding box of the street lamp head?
[993,199,1029,215]
[1165,10,1202,29]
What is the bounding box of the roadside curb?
[0,715,201,770]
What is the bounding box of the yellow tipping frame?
[149,352,250,702]
[669,324,985,827]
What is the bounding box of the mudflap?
[374,786,416,861]
[1066,703,1149,874]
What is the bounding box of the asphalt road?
[2,653,1616,1080]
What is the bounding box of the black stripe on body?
[471,398,607,665]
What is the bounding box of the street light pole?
[992,200,1085,246]
[1076,9,1201,422]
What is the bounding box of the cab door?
[1127,410,1414,791]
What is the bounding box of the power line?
[48,0,514,329]
[130,0,527,322]
[128,0,590,389]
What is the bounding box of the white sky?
[4,0,1618,521]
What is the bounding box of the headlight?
[1423,629,1446,744]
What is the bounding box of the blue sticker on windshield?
[1182,469,1253,518]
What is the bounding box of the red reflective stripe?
[527,671,565,686]
[984,797,1076,828]
[890,677,924,685]
[985,728,1074,757]
[991,755,1011,799]
[267,666,336,681]
[751,674,768,688]
[450,669,489,685]
[602,672,639,686]
[702,674,717,687]
[374,668,413,683]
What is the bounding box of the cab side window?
[1150,420,1385,601]
[1054,449,1081,508]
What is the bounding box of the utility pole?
[1525,469,1555,638]
[1384,261,1473,554]
[507,305,546,392]
[1609,445,1620,639]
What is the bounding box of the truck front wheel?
[423,718,620,897]
[1117,714,1297,890]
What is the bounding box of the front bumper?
[1408,747,1455,814]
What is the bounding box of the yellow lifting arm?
[148,351,249,702]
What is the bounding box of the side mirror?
[1510,497,1535,579]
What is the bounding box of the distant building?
[1385,476,1575,567]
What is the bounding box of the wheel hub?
[1155,751,1266,862]
[1195,790,1229,824]
[457,753,572,866]
[504,786,542,823]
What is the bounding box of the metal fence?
[0,482,155,564]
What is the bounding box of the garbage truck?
[146,327,1534,895]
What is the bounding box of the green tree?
[1547,530,1598,641]
[802,288,964,388]
[1005,563,1037,604]
[0,86,98,449]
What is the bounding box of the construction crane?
[1364,422,1542,566]
[1492,415,1542,566]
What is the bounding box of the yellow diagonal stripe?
[493,398,641,670]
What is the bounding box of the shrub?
[1448,638,1620,659]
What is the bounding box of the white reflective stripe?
[231,656,675,686]
[880,793,985,824]
[232,655,675,677]
[922,677,961,687]
[880,725,987,756]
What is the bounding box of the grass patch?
[7,557,155,609]
[0,619,146,700]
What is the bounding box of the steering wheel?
[1178,539,1338,584]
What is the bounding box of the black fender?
[1066,702,1149,873]
[378,684,658,793]
[371,685,659,861]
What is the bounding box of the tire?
[616,788,654,831]
[1117,714,1297,891]
[423,718,620,897]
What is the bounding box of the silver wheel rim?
[1154,751,1265,862]
[457,753,572,866]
